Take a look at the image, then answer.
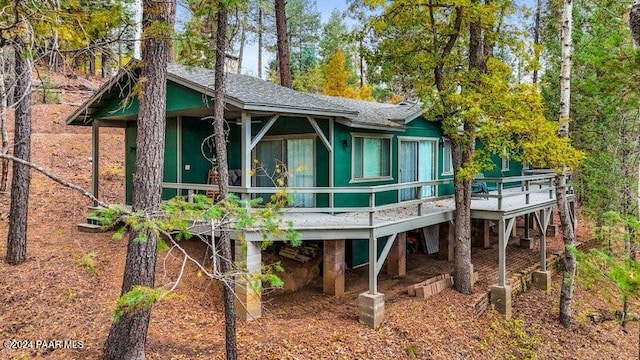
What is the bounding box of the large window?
[442,138,453,175]
[352,134,392,181]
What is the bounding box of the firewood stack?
[278,243,319,263]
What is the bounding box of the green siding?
[346,237,390,268]
[181,117,215,191]
[95,81,210,119]
[124,118,179,204]
[333,116,448,208]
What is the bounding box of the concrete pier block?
[235,241,262,321]
[519,237,533,249]
[323,239,346,296]
[532,270,551,291]
[547,224,559,237]
[358,292,385,329]
[490,285,512,319]
[387,232,406,277]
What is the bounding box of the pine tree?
[103,0,172,358]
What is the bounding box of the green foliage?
[541,0,640,219]
[362,0,582,183]
[112,286,170,323]
[74,251,98,276]
[575,211,640,314]
[487,318,538,360]
[39,75,60,104]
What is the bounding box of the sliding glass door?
[399,139,437,201]
[254,137,315,207]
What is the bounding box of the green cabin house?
[67,63,563,328]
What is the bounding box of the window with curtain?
[442,139,452,175]
[352,135,391,180]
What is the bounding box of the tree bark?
[0,47,9,192]
[167,0,176,62]
[557,0,576,329]
[630,0,640,48]
[452,135,475,294]
[4,46,15,106]
[103,1,170,358]
[6,33,32,266]
[213,2,237,360]
[533,0,542,84]
[257,6,263,79]
[237,19,246,74]
[275,0,291,87]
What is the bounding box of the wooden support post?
[387,232,406,276]
[235,240,262,321]
[492,216,512,318]
[483,219,491,249]
[240,111,251,201]
[438,221,454,261]
[91,120,99,207]
[498,218,506,287]
[323,239,345,296]
[511,216,518,239]
[520,214,533,249]
[368,231,378,295]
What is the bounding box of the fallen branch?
[0,152,107,207]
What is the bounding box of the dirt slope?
[0,75,637,360]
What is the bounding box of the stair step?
[77,223,105,233]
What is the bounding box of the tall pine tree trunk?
[237,19,246,74]
[0,47,10,193]
[167,0,176,62]
[5,47,15,107]
[213,2,237,359]
[257,7,263,79]
[103,1,170,358]
[6,32,32,266]
[557,0,576,329]
[275,0,291,88]
[630,1,640,49]
[533,0,542,84]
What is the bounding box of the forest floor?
[0,73,638,359]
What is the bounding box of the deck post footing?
[490,285,512,319]
[532,270,551,291]
[358,292,385,329]
[519,237,533,249]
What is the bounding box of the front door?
[255,137,315,207]
[399,139,437,201]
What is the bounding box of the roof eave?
[336,118,407,132]
[66,61,140,126]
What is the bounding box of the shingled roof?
[66,62,424,130]
[166,64,357,117]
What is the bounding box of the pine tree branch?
[0,152,107,207]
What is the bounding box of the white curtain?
[400,141,417,200]
[287,139,314,207]
[419,140,435,198]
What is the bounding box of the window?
[352,134,392,181]
[442,138,453,175]
[501,156,510,171]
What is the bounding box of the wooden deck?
[235,187,565,241]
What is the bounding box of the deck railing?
[471,172,558,210]
[162,171,568,225]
